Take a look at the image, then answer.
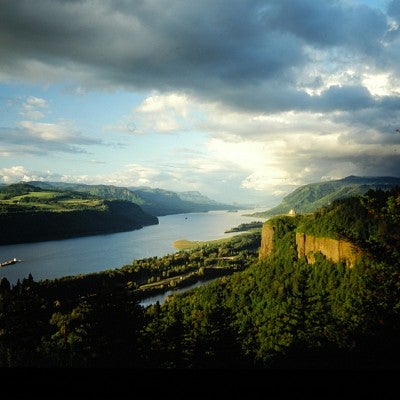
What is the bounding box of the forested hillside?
[250,175,400,217]
[29,181,144,204]
[129,187,237,216]
[0,188,399,368]
[0,183,158,245]
[27,181,237,216]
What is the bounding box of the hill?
[28,181,236,216]
[28,181,144,204]
[0,183,158,245]
[129,187,237,216]
[177,190,221,205]
[249,175,400,217]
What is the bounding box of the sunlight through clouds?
[1,0,400,205]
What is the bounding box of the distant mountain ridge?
[27,181,236,216]
[128,187,236,216]
[176,190,221,205]
[250,175,400,217]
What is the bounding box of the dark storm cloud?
[0,0,392,113]
[347,152,400,176]
[315,85,375,111]
[263,0,388,53]
[202,82,381,115]
[329,94,400,139]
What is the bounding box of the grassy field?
[0,190,105,212]
[172,239,201,249]
[172,236,234,250]
[11,191,57,200]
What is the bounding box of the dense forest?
[0,188,399,368]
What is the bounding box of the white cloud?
[25,96,48,108]
[0,166,31,183]
[99,163,160,187]
[19,120,69,141]
[362,72,400,96]
[20,95,49,120]
[0,165,67,184]
[0,119,102,157]
[17,119,100,146]
[131,92,197,134]
[0,164,159,188]
[136,93,189,115]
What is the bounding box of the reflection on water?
[139,279,213,307]
[0,209,266,285]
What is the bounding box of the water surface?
[0,210,265,285]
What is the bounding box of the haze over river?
[0,210,266,285]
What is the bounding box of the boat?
[0,258,21,267]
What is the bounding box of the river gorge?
[0,209,266,285]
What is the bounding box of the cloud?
[199,113,400,194]
[1,0,398,150]
[1,0,400,202]
[98,163,161,187]
[0,165,67,184]
[0,0,395,113]
[112,90,400,198]
[24,96,48,108]
[0,164,159,189]
[132,93,195,134]
[263,0,387,53]
[0,120,102,156]
[19,95,48,120]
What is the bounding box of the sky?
[1,0,400,207]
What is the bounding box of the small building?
[288,209,296,216]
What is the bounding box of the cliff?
[258,222,275,259]
[259,221,362,266]
[295,233,362,267]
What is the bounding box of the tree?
[0,277,10,296]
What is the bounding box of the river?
[0,209,266,285]
[139,280,213,307]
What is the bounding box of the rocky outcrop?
[259,220,362,267]
[259,222,275,259]
[295,233,362,267]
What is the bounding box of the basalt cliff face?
[295,233,362,267]
[259,221,362,267]
[258,223,275,260]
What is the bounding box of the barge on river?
[0,258,21,267]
